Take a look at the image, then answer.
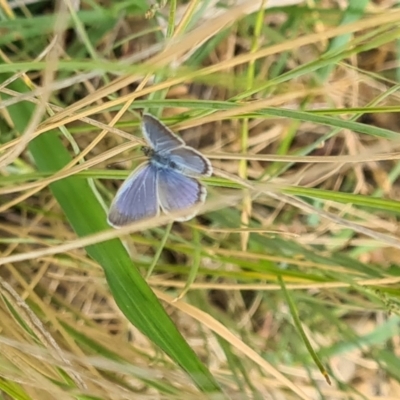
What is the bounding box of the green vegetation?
[1,0,400,398]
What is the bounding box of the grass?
[1,0,400,398]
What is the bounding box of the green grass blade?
[278,276,331,385]
[318,0,369,80]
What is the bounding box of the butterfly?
[107,113,212,228]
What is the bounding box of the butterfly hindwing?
[157,167,206,221]
[167,146,212,177]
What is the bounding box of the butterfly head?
[141,146,154,157]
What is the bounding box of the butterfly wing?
[167,146,212,177]
[107,163,159,227]
[157,168,206,221]
[142,113,184,153]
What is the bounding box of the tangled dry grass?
[1,0,400,399]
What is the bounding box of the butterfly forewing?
[167,146,212,177]
[107,163,159,227]
[157,168,206,220]
[142,113,184,152]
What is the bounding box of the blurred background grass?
[1,0,400,399]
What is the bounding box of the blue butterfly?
[108,113,212,227]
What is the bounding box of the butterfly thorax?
[141,146,153,157]
[142,146,178,170]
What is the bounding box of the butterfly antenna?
[106,154,144,168]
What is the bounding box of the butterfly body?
[107,114,212,228]
[146,149,178,171]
